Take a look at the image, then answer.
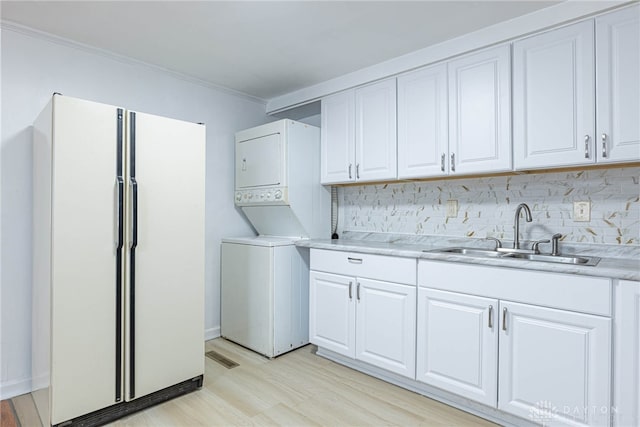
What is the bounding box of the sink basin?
[425,247,503,257]
[428,247,601,266]
[501,252,601,266]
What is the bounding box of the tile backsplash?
[338,167,640,246]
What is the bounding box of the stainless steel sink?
[425,248,504,257]
[501,252,601,266]
[428,247,601,266]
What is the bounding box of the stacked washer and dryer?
[221,119,330,358]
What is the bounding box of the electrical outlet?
[573,201,591,222]
[446,200,458,218]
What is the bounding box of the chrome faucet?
[513,203,532,249]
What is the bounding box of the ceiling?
[1,1,562,101]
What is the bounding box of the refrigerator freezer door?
[48,96,122,424]
[124,111,205,401]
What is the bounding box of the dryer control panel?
[235,186,288,206]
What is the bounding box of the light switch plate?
[573,201,591,222]
[446,200,458,218]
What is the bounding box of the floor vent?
[205,351,239,369]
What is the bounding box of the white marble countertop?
[295,232,640,281]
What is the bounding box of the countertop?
[295,232,640,281]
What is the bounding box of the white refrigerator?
[32,95,205,426]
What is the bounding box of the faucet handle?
[531,239,550,254]
[551,233,563,256]
[484,237,502,250]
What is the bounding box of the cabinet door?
[48,96,121,423]
[498,301,611,427]
[309,271,355,358]
[321,90,355,184]
[448,45,512,175]
[416,288,498,407]
[596,5,640,163]
[613,280,640,427]
[397,64,449,178]
[126,112,205,401]
[355,79,397,182]
[513,21,596,169]
[355,278,416,378]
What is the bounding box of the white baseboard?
[205,326,220,341]
[0,377,32,400]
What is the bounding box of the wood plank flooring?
[6,338,496,426]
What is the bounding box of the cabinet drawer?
[311,249,416,285]
[418,260,611,316]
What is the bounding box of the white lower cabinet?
[309,250,416,378]
[613,280,640,427]
[417,260,612,427]
[498,301,611,427]
[309,271,355,357]
[416,289,498,406]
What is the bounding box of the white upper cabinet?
[596,5,640,163]
[448,45,512,175]
[321,79,396,184]
[514,21,596,169]
[321,90,355,184]
[397,63,449,178]
[514,6,640,169]
[355,79,398,182]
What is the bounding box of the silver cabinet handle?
[348,163,352,179]
[601,133,607,158]
[347,257,363,264]
[502,307,507,331]
[356,163,360,180]
[584,135,590,159]
[488,305,494,329]
[440,153,445,172]
[450,153,455,172]
[356,282,361,301]
[348,281,353,300]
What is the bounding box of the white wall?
[0,25,269,398]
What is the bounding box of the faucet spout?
[513,203,532,249]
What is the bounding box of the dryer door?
[236,132,282,189]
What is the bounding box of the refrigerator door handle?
[115,108,124,403]
[128,111,137,400]
[129,178,138,250]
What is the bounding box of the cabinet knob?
[441,153,446,172]
[348,164,353,179]
[356,164,360,180]
[450,153,456,172]
[601,133,607,158]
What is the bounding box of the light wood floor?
[10,338,496,426]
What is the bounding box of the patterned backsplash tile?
[338,167,640,245]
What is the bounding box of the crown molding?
[0,20,267,106]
